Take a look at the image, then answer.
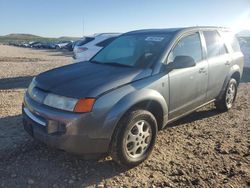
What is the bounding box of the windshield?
[91,33,173,68]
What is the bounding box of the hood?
[35,61,152,98]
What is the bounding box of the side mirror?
[170,55,196,69]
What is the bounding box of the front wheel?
[110,109,158,167]
[215,78,238,111]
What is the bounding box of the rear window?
[203,31,227,58]
[96,37,117,47]
[221,31,241,52]
[75,37,94,46]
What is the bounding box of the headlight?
[44,93,78,112]
[27,77,45,103]
[43,93,95,113]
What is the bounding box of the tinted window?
[96,37,117,47]
[75,37,94,47]
[169,33,202,63]
[203,31,227,58]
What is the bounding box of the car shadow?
[166,107,220,128]
[0,76,33,90]
[0,114,127,187]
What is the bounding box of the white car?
[73,33,120,63]
[56,41,73,49]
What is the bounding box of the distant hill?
[237,30,250,37]
[0,33,80,44]
[4,33,42,39]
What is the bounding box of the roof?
[125,28,182,35]
[124,26,229,35]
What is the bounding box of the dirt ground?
[0,44,249,188]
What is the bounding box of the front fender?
[102,88,168,140]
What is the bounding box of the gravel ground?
[0,44,249,188]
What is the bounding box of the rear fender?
[217,64,241,100]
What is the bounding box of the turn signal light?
[74,98,95,112]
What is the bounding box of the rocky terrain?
[0,45,249,187]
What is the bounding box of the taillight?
[76,47,88,53]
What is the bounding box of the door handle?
[225,61,230,66]
[199,67,206,73]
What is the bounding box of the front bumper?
[22,93,110,155]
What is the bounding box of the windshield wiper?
[90,60,103,64]
[91,60,132,67]
[105,62,133,67]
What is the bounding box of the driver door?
[168,32,208,119]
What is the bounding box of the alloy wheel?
[226,82,236,108]
[125,120,152,158]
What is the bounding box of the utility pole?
[82,17,85,38]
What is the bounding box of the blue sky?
[0,0,250,37]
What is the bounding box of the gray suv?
[22,27,244,167]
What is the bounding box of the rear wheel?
[110,109,157,167]
[215,78,238,111]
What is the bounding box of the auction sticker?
[145,36,165,42]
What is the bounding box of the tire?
[215,78,238,111]
[110,109,158,167]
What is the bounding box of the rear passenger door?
[168,32,208,119]
[202,30,231,101]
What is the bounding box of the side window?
[169,33,202,63]
[221,31,241,52]
[203,31,227,58]
[96,37,117,47]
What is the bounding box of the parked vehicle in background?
[55,41,72,49]
[23,27,244,167]
[19,42,30,48]
[29,41,41,48]
[61,41,74,51]
[40,42,55,49]
[7,40,67,49]
[32,42,44,48]
[73,33,120,63]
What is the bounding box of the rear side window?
[221,31,241,52]
[96,37,117,47]
[169,33,203,63]
[203,31,227,58]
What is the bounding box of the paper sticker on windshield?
[145,36,164,42]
